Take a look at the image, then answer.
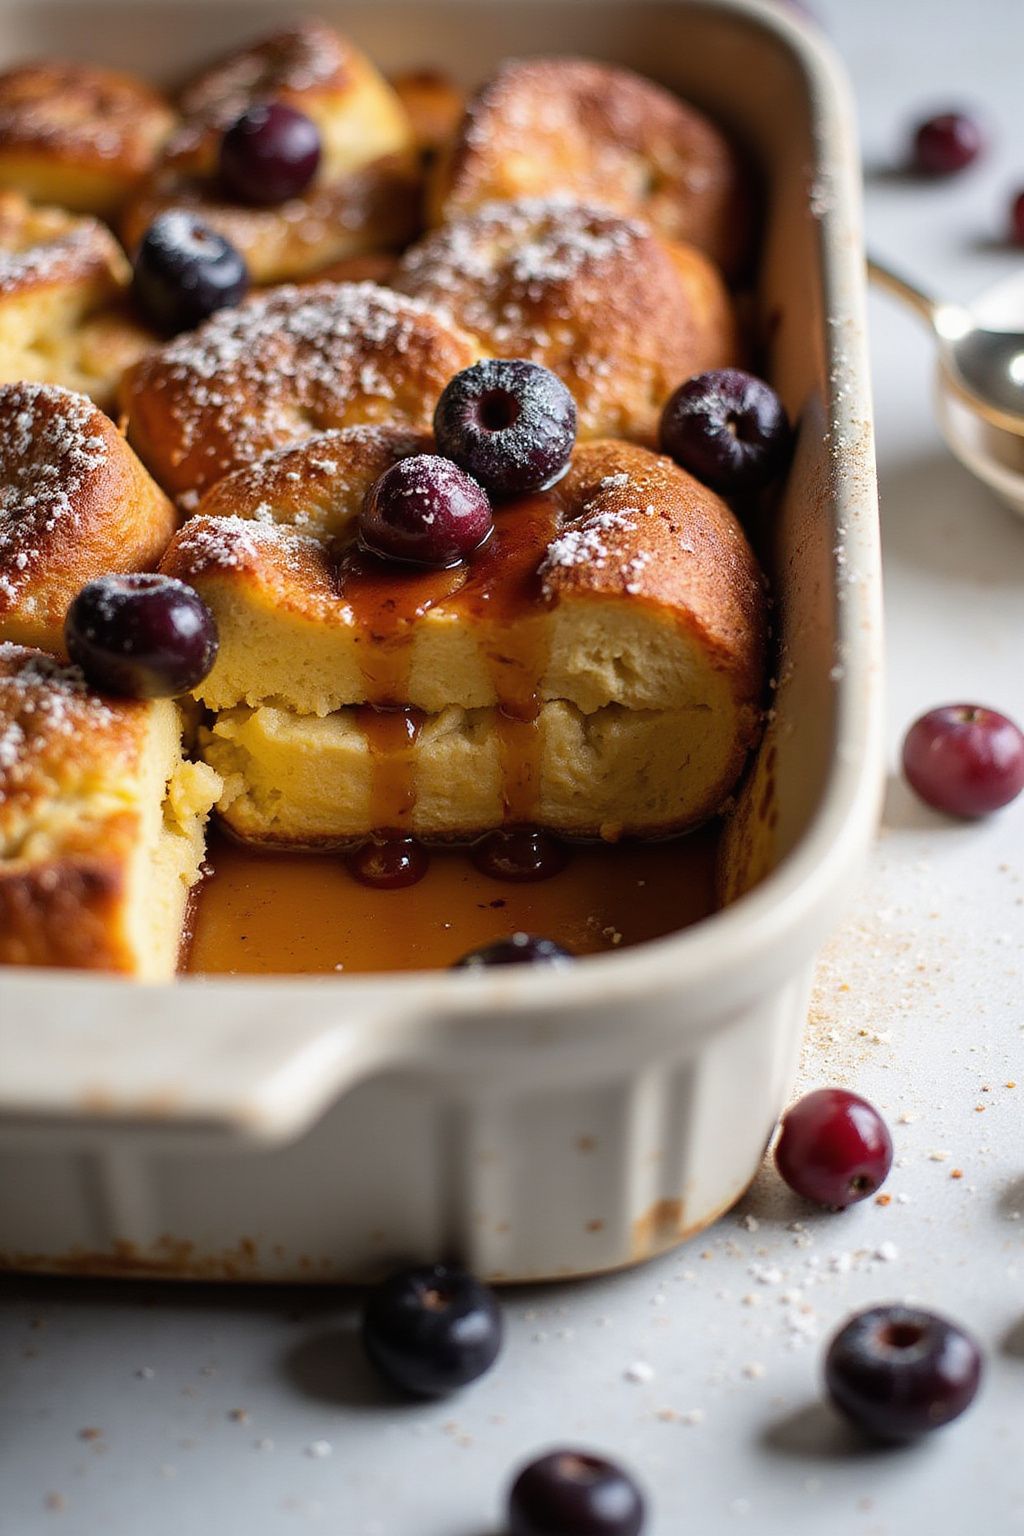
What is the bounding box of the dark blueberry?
[774,1088,892,1209]
[132,212,249,334]
[64,573,218,699]
[219,101,322,206]
[912,112,984,176]
[359,454,492,567]
[659,368,790,495]
[508,1449,646,1536]
[347,838,429,889]
[472,829,568,882]
[361,1263,503,1398]
[825,1305,983,1443]
[452,933,574,970]
[903,704,1024,817]
[1011,190,1024,248]
[433,359,577,498]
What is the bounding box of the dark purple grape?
[64,573,218,698]
[659,368,790,494]
[359,454,492,567]
[219,102,322,205]
[361,1263,503,1398]
[825,1305,983,1443]
[452,933,573,970]
[508,1449,646,1536]
[912,112,984,176]
[434,359,577,498]
[132,212,249,334]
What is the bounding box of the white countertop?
[3,1,1023,1531]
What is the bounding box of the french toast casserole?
[0,19,782,979]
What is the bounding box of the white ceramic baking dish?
[0,0,882,1283]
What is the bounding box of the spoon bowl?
[869,258,1024,517]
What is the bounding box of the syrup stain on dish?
[185,826,718,974]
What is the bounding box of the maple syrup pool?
[184,826,720,975]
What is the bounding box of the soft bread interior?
[121,706,221,980]
[203,698,743,845]
[0,693,220,977]
[0,283,152,408]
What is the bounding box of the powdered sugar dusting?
[172,21,348,154]
[0,384,109,607]
[395,196,647,356]
[129,282,471,497]
[0,644,115,797]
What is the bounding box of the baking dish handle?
[0,973,429,1145]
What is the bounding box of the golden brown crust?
[0,191,157,412]
[173,20,368,139]
[0,384,176,653]
[0,188,129,294]
[390,69,465,159]
[0,644,145,969]
[0,62,174,215]
[194,424,431,541]
[121,22,420,284]
[392,198,739,442]
[431,57,753,278]
[121,282,479,503]
[160,438,766,714]
[0,849,133,969]
[121,155,422,287]
[543,440,767,700]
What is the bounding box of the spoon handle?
[866,255,941,324]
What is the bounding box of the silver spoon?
[868,255,1024,428]
[868,255,1024,513]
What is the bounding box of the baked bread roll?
[0,643,220,976]
[121,282,479,504]
[390,69,465,163]
[0,61,174,216]
[160,435,766,842]
[121,22,421,285]
[0,383,176,653]
[392,197,738,443]
[430,57,753,278]
[0,191,155,412]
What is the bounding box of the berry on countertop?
[911,111,985,176]
[433,359,578,498]
[361,1263,503,1397]
[825,1305,983,1443]
[453,933,574,969]
[359,454,493,567]
[774,1088,893,1208]
[132,211,249,334]
[902,704,1024,817]
[1011,190,1024,247]
[508,1449,646,1536]
[64,573,218,699]
[219,102,322,205]
[658,368,791,495]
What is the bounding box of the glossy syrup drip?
[472,828,569,882]
[186,825,721,976]
[451,489,563,822]
[347,836,429,890]
[335,490,563,838]
[337,543,461,834]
